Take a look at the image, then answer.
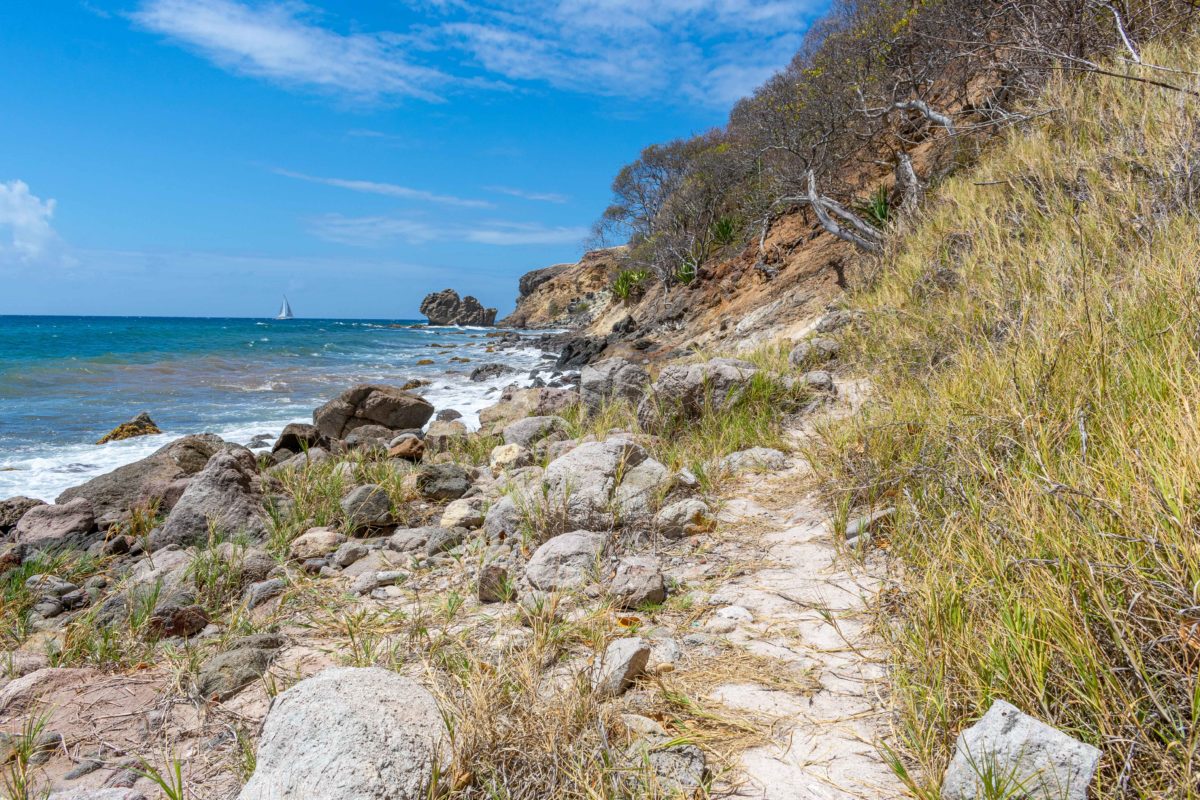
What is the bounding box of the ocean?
[0,316,552,501]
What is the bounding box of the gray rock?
[416,464,470,501]
[14,499,95,550]
[151,452,266,550]
[271,423,326,455]
[289,527,346,560]
[580,358,649,412]
[477,564,513,603]
[788,337,840,368]
[56,434,224,526]
[237,667,448,800]
[654,499,714,539]
[340,484,393,530]
[424,419,468,453]
[525,530,606,591]
[720,447,788,474]
[502,415,567,449]
[0,496,44,534]
[628,735,707,795]
[314,384,435,440]
[244,578,287,609]
[592,637,650,697]
[637,358,758,431]
[387,527,435,553]
[470,363,515,382]
[197,633,285,701]
[482,495,525,541]
[424,526,467,556]
[803,370,836,393]
[440,497,486,529]
[941,700,1101,800]
[610,556,666,609]
[269,446,333,474]
[435,409,463,422]
[350,570,404,595]
[419,289,497,327]
[331,541,368,568]
[541,441,669,531]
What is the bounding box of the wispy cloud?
[274,169,491,208]
[309,213,586,247]
[130,0,825,107]
[485,185,569,204]
[0,180,64,266]
[130,0,450,102]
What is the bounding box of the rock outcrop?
[419,289,497,327]
[580,358,649,412]
[313,385,435,440]
[637,358,758,432]
[95,412,162,445]
[237,667,448,800]
[13,499,96,550]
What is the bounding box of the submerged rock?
[96,412,161,445]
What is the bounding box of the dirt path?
[704,431,908,799]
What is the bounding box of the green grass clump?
[611,268,651,301]
[812,42,1200,798]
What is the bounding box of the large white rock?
[541,440,669,531]
[580,358,649,412]
[237,667,448,800]
[941,700,1101,800]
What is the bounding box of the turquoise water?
[0,316,547,500]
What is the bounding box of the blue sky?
[0,0,828,318]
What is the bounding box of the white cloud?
[486,185,569,204]
[0,180,61,265]
[130,0,825,107]
[309,213,586,247]
[274,168,491,208]
[131,0,450,102]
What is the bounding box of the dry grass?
[812,42,1200,798]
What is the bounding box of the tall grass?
[813,43,1200,797]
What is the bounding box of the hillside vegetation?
[817,39,1200,798]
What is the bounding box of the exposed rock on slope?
[419,289,497,326]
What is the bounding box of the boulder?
[941,700,1101,800]
[95,412,162,445]
[145,601,208,640]
[271,423,326,455]
[436,409,463,422]
[244,578,287,609]
[424,419,468,453]
[477,564,513,603]
[592,637,650,698]
[13,498,95,550]
[419,289,497,327]
[57,434,224,526]
[470,363,516,382]
[489,443,534,474]
[502,415,568,449]
[654,499,715,539]
[237,667,448,800]
[269,446,333,473]
[290,528,347,561]
[424,526,467,556]
[556,336,606,368]
[627,736,707,795]
[151,452,266,550]
[803,370,836,393]
[525,530,606,591]
[416,464,471,501]
[197,633,285,701]
[0,496,44,534]
[637,358,758,432]
[388,436,425,462]
[610,556,667,609]
[340,485,393,530]
[440,497,485,530]
[580,358,650,412]
[314,385,435,440]
[541,440,669,531]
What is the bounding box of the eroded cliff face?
[502,209,849,361]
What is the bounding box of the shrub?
[611,269,651,302]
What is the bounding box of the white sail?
[276,296,294,320]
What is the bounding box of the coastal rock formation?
[0,496,44,535]
[151,450,266,550]
[237,667,448,800]
[57,434,225,526]
[13,498,95,550]
[95,412,162,445]
[419,289,497,327]
[313,384,435,440]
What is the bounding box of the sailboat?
[275,296,294,320]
